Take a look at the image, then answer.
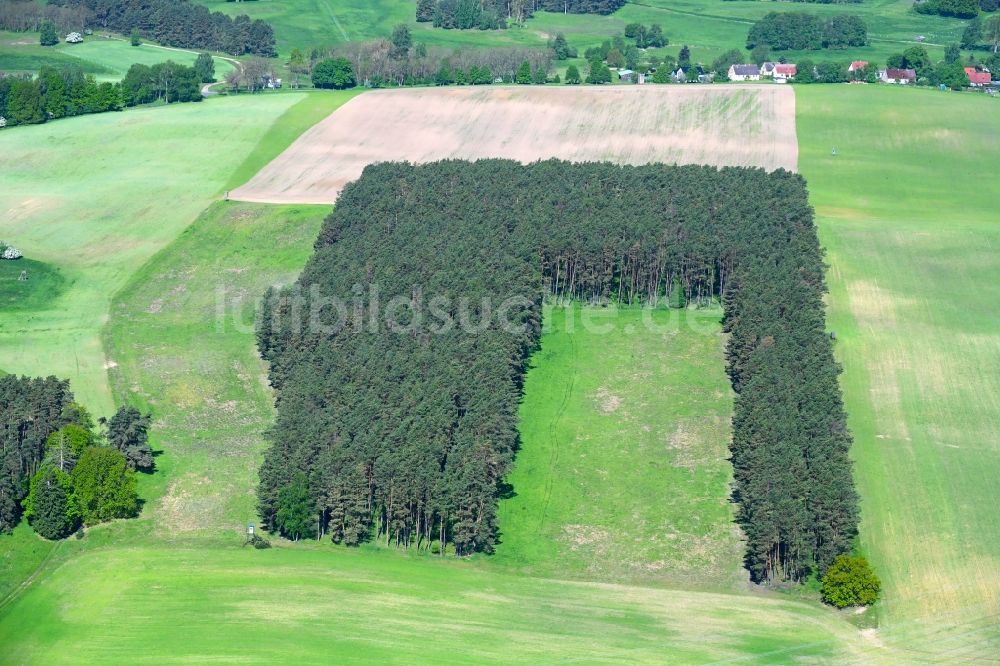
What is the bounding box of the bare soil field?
[231,85,797,204]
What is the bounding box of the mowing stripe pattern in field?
[231,85,797,204]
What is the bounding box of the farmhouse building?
[965,67,992,87]
[728,64,760,81]
[672,67,686,82]
[760,62,776,77]
[618,69,634,82]
[848,61,869,73]
[773,64,796,82]
[880,68,916,84]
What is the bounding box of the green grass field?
[3,79,1000,661]
[187,0,964,68]
[495,304,743,589]
[0,31,235,80]
[797,85,1000,658]
[0,258,66,312]
[0,30,112,75]
[0,200,870,663]
[0,90,356,415]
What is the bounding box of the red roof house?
[774,64,797,79]
[848,60,869,72]
[880,68,916,84]
[965,67,992,86]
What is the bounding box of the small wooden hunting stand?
[243,523,255,546]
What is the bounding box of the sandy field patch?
[231,85,797,205]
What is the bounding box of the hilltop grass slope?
[0,90,356,414]
[798,85,1000,658]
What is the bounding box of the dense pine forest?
[0,375,73,532]
[41,0,277,56]
[417,0,626,29]
[257,160,857,582]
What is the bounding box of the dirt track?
[231,85,797,205]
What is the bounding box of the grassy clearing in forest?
[798,84,1000,659]
[496,304,743,590]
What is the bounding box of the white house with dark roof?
[728,64,760,81]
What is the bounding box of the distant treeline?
[330,40,554,87]
[256,160,858,582]
[416,0,626,29]
[747,12,867,50]
[915,0,998,18]
[1,61,201,128]
[726,0,860,3]
[45,0,276,57]
[0,1,89,33]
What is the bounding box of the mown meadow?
[798,84,1000,658]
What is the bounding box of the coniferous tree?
[39,20,58,46]
[106,406,154,472]
[515,60,532,83]
[24,466,78,539]
[194,52,215,83]
[275,473,316,541]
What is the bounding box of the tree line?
[0,65,122,127]
[47,0,276,57]
[915,0,998,19]
[325,38,554,87]
[746,12,868,51]
[256,160,858,583]
[416,0,626,29]
[0,1,90,33]
[0,60,203,128]
[0,375,153,538]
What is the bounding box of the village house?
[879,68,916,85]
[773,64,796,82]
[728,64,760,82]
[618,69,634,83]
[965,67,992,87]
[848,60,869,73]
[760,62,776,78]
[672,67,686,82]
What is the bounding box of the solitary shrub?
[1,243,22,260]
[821,555,881,608]
[312,57,356,89]
[39,21,59,46]
[71,447,140,525]
[251,534,271,549]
